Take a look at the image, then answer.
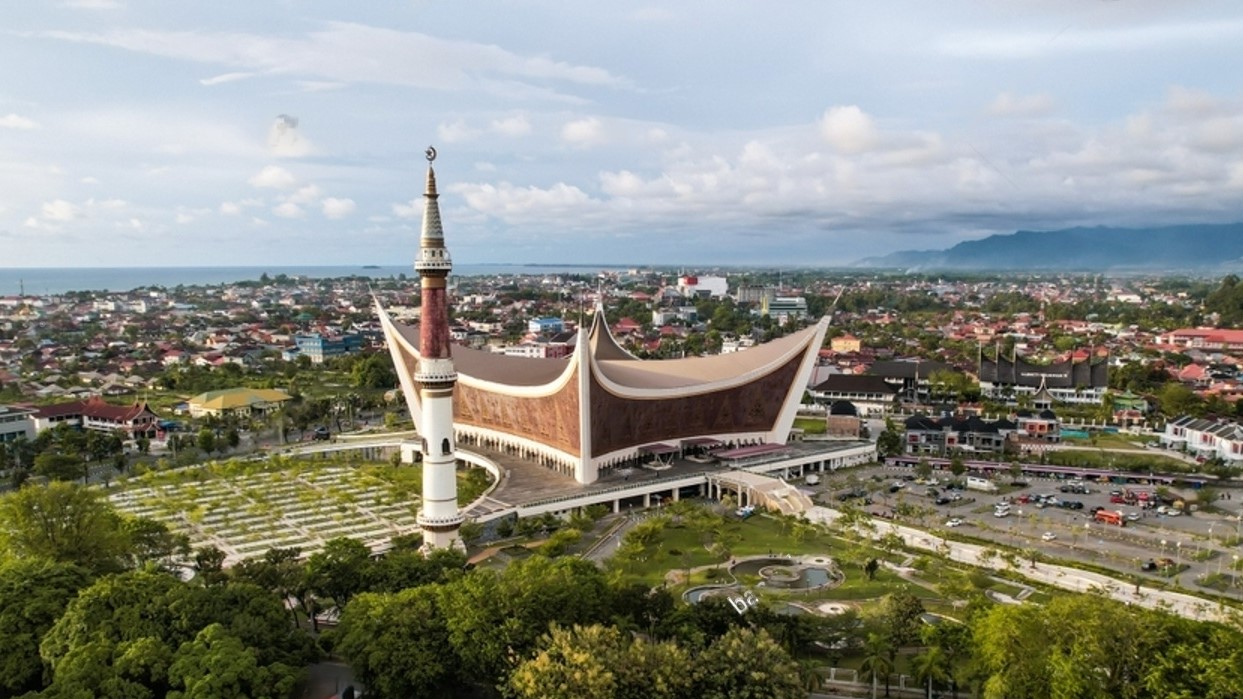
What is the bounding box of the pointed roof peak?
[421,145,444,241]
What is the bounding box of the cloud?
[0,114,40,129]
[219,201,242,215]
[938,19,1243,59]
[267,114,312,157]
[80,176,99,184]
[273,201,304,218]
[988,92,1054,118]
[321,197,356,219]
[248,165,297,189]
[819,106,878,153]
[491,114,532,137]
[561,117,605,147]
[175,212,194,224]
[392,200,419,219]
[199,71,254,86]
[41,199,79,221]
[37,22,630,100]
[287,184,322,205]
[437,119,478,143]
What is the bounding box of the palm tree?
[910,646,951,699]
[860,633,893,699]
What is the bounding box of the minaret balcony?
[415,258,453,272]
[418,512,465,527]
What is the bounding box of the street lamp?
[1175,542,1182,572]
[1234,554,1240,589]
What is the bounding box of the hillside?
[855,223,1243,271]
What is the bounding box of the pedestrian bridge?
[706,471,814,515]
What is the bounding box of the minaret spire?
[413,145,463,551]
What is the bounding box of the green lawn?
[793,417,828,434]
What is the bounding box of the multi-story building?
[1162,415,1243,463]
[978,353,1107,406]
[527,317,565,335]
[293,332,363,364]
[0,404,36,443]
[902,414,1017,456]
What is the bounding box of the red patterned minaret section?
[418,157,452,360]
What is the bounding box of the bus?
[1094,509,1126,526]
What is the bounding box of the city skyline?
[4,1,1243,268]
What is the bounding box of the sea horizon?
[0,263,637,296]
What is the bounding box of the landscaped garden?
[106,455,491,563]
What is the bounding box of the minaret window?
[441,438,451,455]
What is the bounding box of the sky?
[3,1,1243,268]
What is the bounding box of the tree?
[196,428,216,455]
[166,624,298,699]
[0,481,129,573]
[440,556,614,684]
[337,586,457,698]
[861,633,894,699]
[304,537,373,610]
[949,455,966,478]
[224,428,240,451]
[33,452,85,482]
[121,516,191,569]
[910,646,951,699]
[509,623,694,699]
[0,558,92,696]
[694,626,804,699]
[193,546,228,587]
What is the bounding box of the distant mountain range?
[854,223,1243,272]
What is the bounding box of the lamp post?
[1234,554,1240,589]
[1175,541,1182,572]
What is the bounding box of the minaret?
[413,146,463,551]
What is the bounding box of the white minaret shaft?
[413,146,463,551]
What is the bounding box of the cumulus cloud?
[273,201,304,218]
[392,200,419,219]
[287,184,323,205]
[62,0,122,9]
[819,106,878,153]
[321,197,356,219]
[219,201,242,215]
[267,114,313,157]
[561,117,605,147]
[248,165,297,189]
[0,114,40,130]
[988,92,1055,117]
[41,199,80,221]
[437,119,478,143]
[491,114,532,137]
[80,176,99,184]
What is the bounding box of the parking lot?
[805,463,1243,591]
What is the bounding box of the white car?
[945,517,964,528]
[1041,531,1057,541]
[1125,512,1141,522]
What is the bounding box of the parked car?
[946,517,964,527]
[1041,532,1057,541]
[312,425,331,441]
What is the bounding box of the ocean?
[0,264,629,296]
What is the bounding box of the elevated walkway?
[706,471,814,515]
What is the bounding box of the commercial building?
[186,387,294,418]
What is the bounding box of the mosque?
[378,149,837,548]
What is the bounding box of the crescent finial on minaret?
[425,145,437,163]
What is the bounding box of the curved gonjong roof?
[386,310,823,393]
